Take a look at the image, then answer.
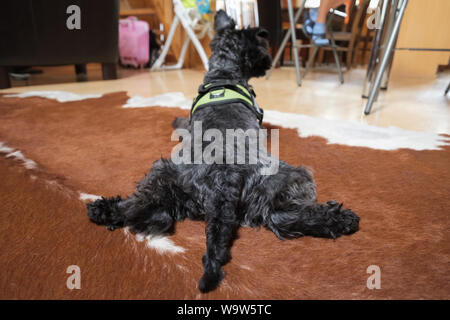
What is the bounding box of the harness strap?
[190,80,264,125]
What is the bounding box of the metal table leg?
[362,0,390,98]
[287,0,302,86]
[380,0,401,91]
[364,0,408,115]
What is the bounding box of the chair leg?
[151,16,180,71]
[346,46,353,70]
[160,36,191,70]
[361,34,369,64]
[266,1,306,80]
[331,47,344,84]
[0,66,11,89]
[303,46,319,79]
[445,82,450,95]
[175,4,209,71]
[101,63,117,80]
[286,0,302,86]
[75,64,87,82]
[299,40,310,67]
[317,48,324,65]
[351,34,361,68]
[327,17,344,84]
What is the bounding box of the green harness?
[190,80,264,125]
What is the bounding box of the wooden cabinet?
[391,0,450,78]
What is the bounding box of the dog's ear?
[214,9,235,32]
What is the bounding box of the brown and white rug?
[0,91,449,299]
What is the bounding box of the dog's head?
[210,10,272,79]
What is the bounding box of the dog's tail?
[266,200,359,240]
[171,117,189,130]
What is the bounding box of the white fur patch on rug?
[5,90,450,151]
[0,142,37,169]
[122,92,192,109]
[4,91,102,102]
[121,91,450,151]
[130,229,186,254]
[263,110,450,151]
[79,192,102,202]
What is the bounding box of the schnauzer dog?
[87,10,359,293]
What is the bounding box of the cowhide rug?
[0,91,449,299]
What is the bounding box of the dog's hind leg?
[251,163,359,240]
[266,200,359,240]
[87,159,190,235]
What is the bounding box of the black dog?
[87,10,359,293]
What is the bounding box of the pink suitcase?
[118,16,149,68]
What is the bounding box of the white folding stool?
[151,0,213,71]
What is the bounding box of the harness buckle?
[210,88,226,99]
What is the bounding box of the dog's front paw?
[86,196,124,231]
[339,208,360,235]
[325,201,359,238]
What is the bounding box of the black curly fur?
[87,10,359,293]
[87,196,124,231]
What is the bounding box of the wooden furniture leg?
[101,62,117,80]
[0,66,11,89]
